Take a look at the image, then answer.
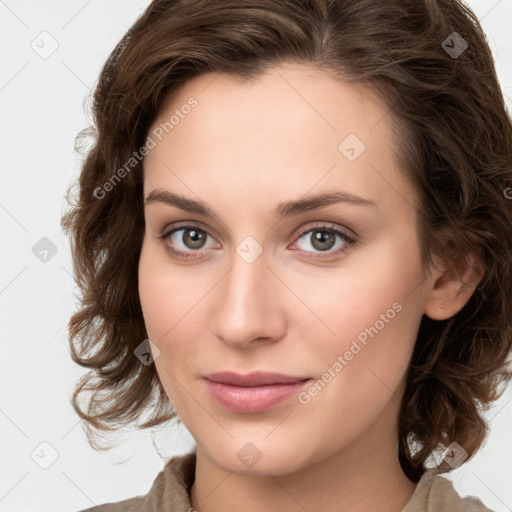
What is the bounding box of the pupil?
[313,230,335,251]
[185,229,205,248]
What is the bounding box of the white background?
[1,1,511,511]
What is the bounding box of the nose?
[210,246,287,349]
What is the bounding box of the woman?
[62,0,512,510]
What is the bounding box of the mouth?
[202,371,313,413]
[203,371,311,386]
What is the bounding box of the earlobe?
[423,252,484,321]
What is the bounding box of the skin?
[138,63,482,512]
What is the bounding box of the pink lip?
[203,371,312,413]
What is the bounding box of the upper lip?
[203,371,311,387]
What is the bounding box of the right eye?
[159,224,219,260]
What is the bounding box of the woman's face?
[139,63,434,475]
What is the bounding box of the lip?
[203,371,311,386]
[203,371,312,413]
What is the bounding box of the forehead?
[143,63,416,214]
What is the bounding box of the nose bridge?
[211,242,284,347]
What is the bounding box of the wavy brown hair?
[61,0,512,481]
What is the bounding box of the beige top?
[77,451,494,512]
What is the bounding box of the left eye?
[292,224,356,255]
[159,222,357,260]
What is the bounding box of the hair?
[61,0,512,481]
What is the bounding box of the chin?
[201,437,316,477]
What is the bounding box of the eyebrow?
[144,189,377,218]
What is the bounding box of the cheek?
[297,244,418,322]
[289,267,421,447]
[138,241,217,387]
[138,240,182,355]
[138,247,168,341]
[138,243,199,410]
[138,239,203,339]
[290,240,423,383]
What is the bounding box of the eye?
[290,222,357,258]
[159,223,218,260]
[159,221,358,260]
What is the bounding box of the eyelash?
[158,222,358,261]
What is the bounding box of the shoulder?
[402,468,495,512]
[73,451,197,512]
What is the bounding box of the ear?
[424,251,484,321]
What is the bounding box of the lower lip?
[204,378,312,413]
